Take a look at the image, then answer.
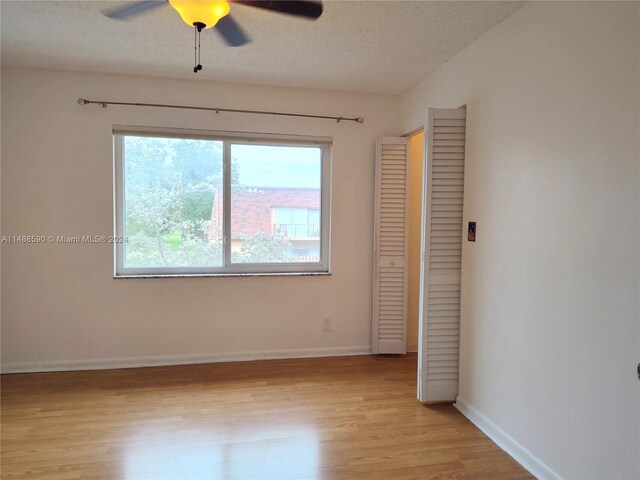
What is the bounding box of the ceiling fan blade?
[215,15,250,47]
[104,0,167,20]
[235,1,323,19]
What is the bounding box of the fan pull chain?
[193,23,204,73]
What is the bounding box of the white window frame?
[113,125,332,277]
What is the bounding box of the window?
[114,127,331,276]
[273,208,320,241]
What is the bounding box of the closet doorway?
[406,130,425,354]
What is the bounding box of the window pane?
[123,136,223,268]
[230,144,322,264]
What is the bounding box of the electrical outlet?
[322,317,332,332]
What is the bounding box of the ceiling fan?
[104,0,323,72]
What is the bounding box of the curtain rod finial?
[77,98,88,105]
[356,117,364,124]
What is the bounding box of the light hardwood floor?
[1,354,532,479]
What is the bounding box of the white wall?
[1,68,400,370]
[402,2,639,479]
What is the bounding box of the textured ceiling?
[0,1,523,94]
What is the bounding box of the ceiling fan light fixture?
[168,0,230,29]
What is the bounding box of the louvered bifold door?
[418,108,466,402]
[372,137,409,354]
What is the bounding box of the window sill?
[114,271,331,279]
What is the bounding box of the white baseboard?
[455,396,562,480]
[407,343,418,353]
[1,345,372,374]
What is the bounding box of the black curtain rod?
[77,98,364,124]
